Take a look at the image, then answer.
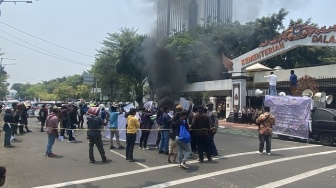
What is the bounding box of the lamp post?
[0,57,15,73]
[0,0,32,16]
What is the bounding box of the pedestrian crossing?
[33,144,336,188]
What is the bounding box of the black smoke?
[147,47,184,109]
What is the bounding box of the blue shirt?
[109,112,119,128]
[290,74,297,86]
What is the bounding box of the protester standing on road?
[139,108,154,150]
[192,106,212,162]
[45,108,59,157]
[256,106,275,155]
[78,104,85,129]
[158,106,172,155]
[87,107,111,163]
[3,112,14,148]
[21,104,32,133]
[109,105,125,150]
[206,103,219,157]
[39,105,48,132]
[67,105,77,143]
[60,105,69,139]
[175,111,191,169]
[126,108,140,162]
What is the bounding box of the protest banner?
[264,95,311,139]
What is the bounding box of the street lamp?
[0,57,15,73]
[0,0,32,16]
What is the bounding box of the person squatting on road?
[87,107,111,163]
[108,105,125,150]
[126,108,140,162]
[139,108,154,150]
[256,106,275,155]
[45,108,59,157]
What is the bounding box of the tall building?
[157,0,233,40]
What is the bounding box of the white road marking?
[144,150,336,188]
[32,145,322,188]
[256,164,336,188]
[110,150,150,169]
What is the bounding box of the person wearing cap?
[126,108,140,162]
[87,107,111,163]
[0,166,6,186]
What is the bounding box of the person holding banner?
[126,108,140,162]
[256,106,275,155]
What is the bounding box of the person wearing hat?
[87,107,111,163]
[0,166,6,186]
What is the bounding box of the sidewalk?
[219,120,258,130]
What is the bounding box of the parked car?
[310,108,336,146]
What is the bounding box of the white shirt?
[264,74,277,86]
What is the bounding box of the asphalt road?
[1,118,336,188]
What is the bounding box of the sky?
[0,0,335,88]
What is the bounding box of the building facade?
[157,0,233,40]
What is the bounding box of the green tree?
[75,84,91,100]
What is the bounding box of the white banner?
[144,101,153,110]
[123,103,134,112]
[104,113,158,145]
[180,98,190,110]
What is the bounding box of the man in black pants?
[39,105,48,132]
[87,107,111,163]
[126,108,140,162]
